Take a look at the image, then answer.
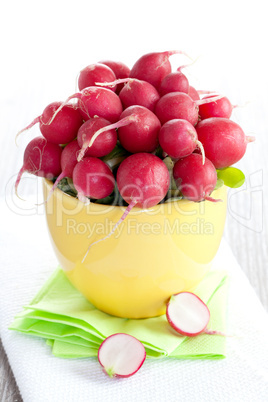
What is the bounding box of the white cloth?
[1,197,268,402]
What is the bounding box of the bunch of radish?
[15,49,254,207]
[15,50,246,378]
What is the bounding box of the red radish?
[98,334,146,378]
[118,105,161,153]
[77,115,136,161]
[155,92,199,126]
[173,153,218,202]
[198,95,233,119]
[78,106,161,160]
[99,60,130,93]
[196,117,255,169]
[117,153,170,208]
[166,292,210,336]
[49,87,123,124]
[78,63,117,92]
[16,102,83,144]
[102,78,160,112]
[188,86,200,101]
[15,137,62,195]
[155,93,225,125]
[158,119,205,163]
[129,50,184,90]
[77,117,117,158]
[72,157,115,201]
[46,140,80,197]
[159,70,189,96]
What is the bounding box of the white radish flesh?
[98,333,146,378]
[166,292,210,336]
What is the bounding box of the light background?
[0,1,267,400]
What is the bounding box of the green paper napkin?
[9,268,229,359]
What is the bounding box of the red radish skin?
[77,115,137,161]
[155,93,224,126]
[118,105,161,153]
[173,153,218,202]
[99,60,130,93]
[77,117,117,158]
[196,117,255,169]
[15,137,62,195]
[47,140,81,197]
[96,78,160,112]
[166,292,210,337]
[16,102,83,144]
[158,119,205,162]
[129,50,182,90]
[159,70,189,96]
[50,87,123,125]
[78,63,117,92]
[118,78,160,112]
[188,86,200,101]
[155,92,199,126]
[76,105,158,160]
[98,334,146,378]
[117,153,170,208]
[72,157,115,201]
[199,95,233,119]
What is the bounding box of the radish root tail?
[77,115,137,162]
[15,116,41,145]
[47,94,81,125]
[81,199,137,263]
[195,94,225,107]
[195,140,205,165]
[95,78,132,88]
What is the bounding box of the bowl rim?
[43,178,226,214]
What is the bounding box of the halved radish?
[98,333,146,378]
[166,292,210,336]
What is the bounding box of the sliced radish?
[166,292,210,337]
[98,333,146,378]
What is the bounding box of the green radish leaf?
[214,178,224,190]
[101,142,130,170]
[57,178,78,197]
[216,167,245,188]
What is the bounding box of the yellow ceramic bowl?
[43,179,227,319]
